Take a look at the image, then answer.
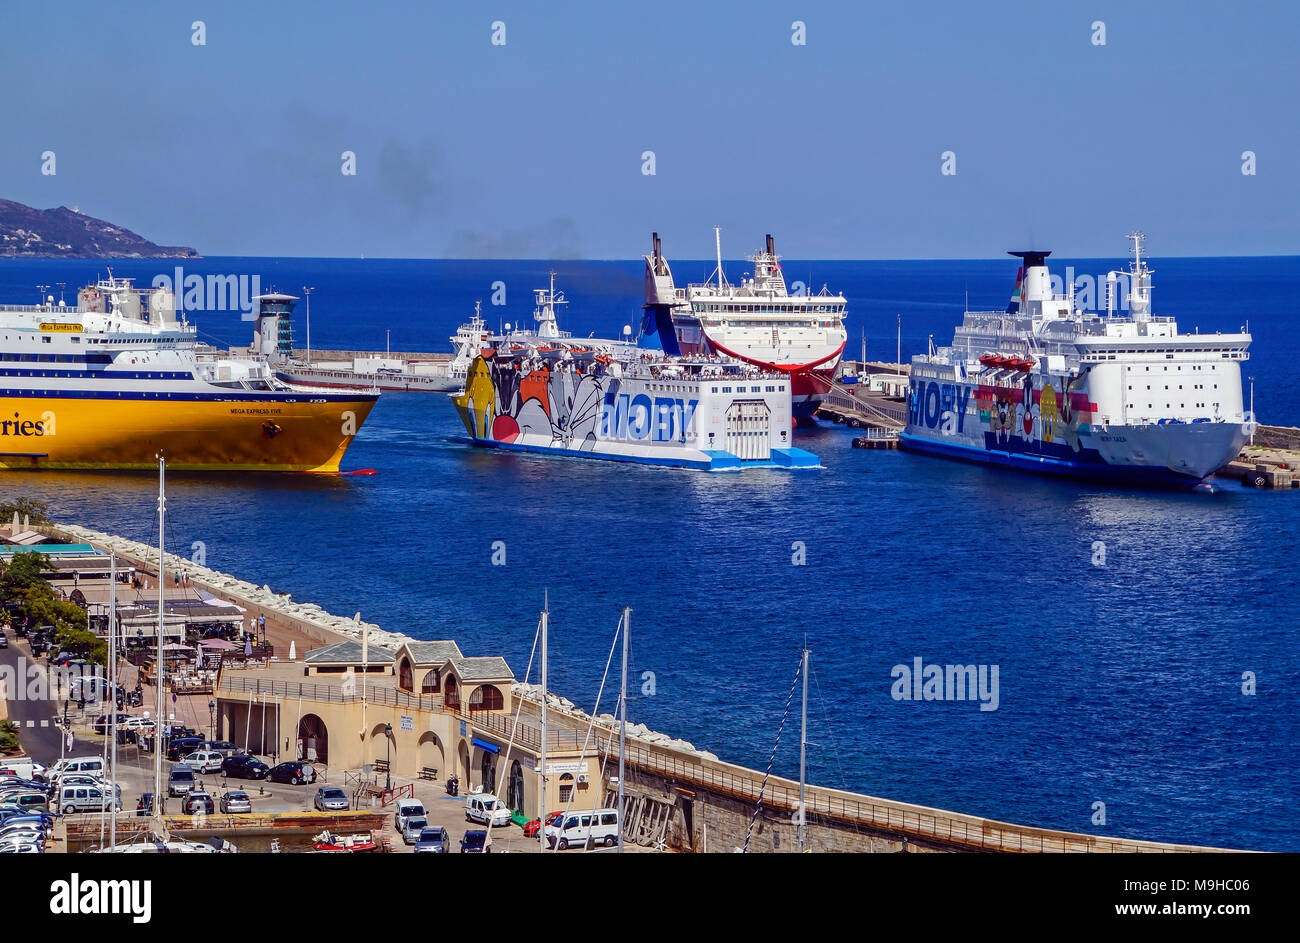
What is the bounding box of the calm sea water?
[2,256,1297,851]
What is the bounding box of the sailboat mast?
[539,593,548,854]
[798,646,809,854]
[618,606,630,854]
[154,456,166,819]
[109,551,117,848]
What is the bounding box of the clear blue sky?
[2,0,1296,259]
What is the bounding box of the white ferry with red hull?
[900,234,1253,487]
[643,231,847,420]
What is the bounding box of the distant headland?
[0,199,199,259]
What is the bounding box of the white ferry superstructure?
[900,234,1253,486]
[642,230,847,420]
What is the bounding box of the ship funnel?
[766,234,775,257]
[1008,250,1052,304]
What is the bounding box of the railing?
[597,741,1227,853]
[217,675,444,711]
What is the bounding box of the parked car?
[221,756,269,780]
[49,775,119,798]
[414,826,449,853]
[393,799,425,832]
[0,791,48,811]
[543,809,620,850]
[0,779,48,796]
[92,713,131,735]
[460,829,489,853]
[0,635,7,649]
[181,791,214,815]
[314,787,349,812]
[58,785,120,815]
[182,751,224,774]
[523,811,564,838]
[199,741,239,758]
[167,764,197,798]
[465,793,512,827]
[401,815,428,845]
[44,757,106,781]
[166,737,205,762]
[267,761,316,785]
[123,716,156,731]
[219,790,252,814]
[0,759,46,781]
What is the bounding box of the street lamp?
[384,723,392,791]
[208,699,216,741]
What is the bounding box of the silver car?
[401,816,428,845]
[219,790,252,814]
[313,787,349,812]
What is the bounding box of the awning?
[471,738,499,755]
[198,639,237,650]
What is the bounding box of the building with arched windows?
[214,636,601,819]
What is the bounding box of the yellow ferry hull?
[0,395,376,472]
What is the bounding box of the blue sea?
[2,255,1297,851]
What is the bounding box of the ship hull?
[901,372,1248,487]
[452,355,818,472]
[0,394,376,472]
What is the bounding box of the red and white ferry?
[643,230,847,420]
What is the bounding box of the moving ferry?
[0,276,376,471]
[453,278,818,471]
[900,234,1253,486]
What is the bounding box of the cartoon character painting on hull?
[456,354,618,452]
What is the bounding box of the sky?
[2,0,1297,259]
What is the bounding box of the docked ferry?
[900,234,1253,486]
[452,280,818,471]
[642,231,847,420]
[0,276,376,471]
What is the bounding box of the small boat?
[312,829,378,853]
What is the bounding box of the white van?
[58,784,121,815]
[45,757,105,781]
[543,808,620,850]
[0,758,46,781]
[393,798,426,832]
[464,793,512,827]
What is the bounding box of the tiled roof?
[401,640,463,666]
[303,640,395,665]
[450,656,514,681]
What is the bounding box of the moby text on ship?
[900,234,1254,486]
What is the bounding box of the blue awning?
[471,738,499,754]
